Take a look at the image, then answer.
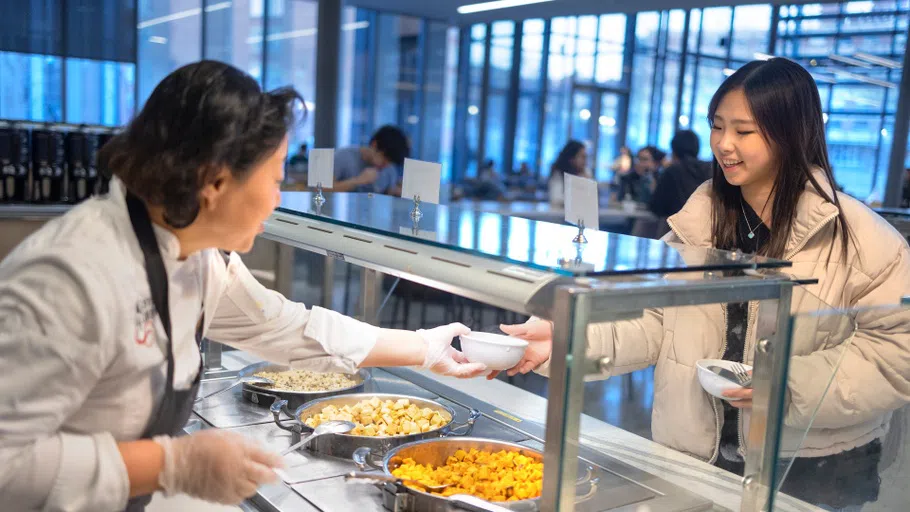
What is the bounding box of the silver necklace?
[740,198,759,240]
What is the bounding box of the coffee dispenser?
[65,131,99,203]
[0,127,30,202]
[31,128,66,202]
[95,131,114,195]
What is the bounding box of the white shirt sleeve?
[206,253,379,373]
[0,256,129,512]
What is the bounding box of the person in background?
[629,146,667,238]
[611,146,633,176]
[332,125,409,194]
[648,130,712,225]
[499,58,910,510]
[288,143,308,174]
[902,167,910,208]
[548,140,591,206]
[620,146,666,204]
[474,160,506,200]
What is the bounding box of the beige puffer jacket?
[549,174,910,462]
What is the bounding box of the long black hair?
[707,58,850,260]
[549,140,585,181]
[100,60,304,228]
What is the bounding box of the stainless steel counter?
[0,204,71,219]
[190,366,713,512]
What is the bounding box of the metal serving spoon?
[281,420,356,455]
[194,375,274,403]
[344,471,451,493]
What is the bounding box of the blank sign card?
[401,158,442,205]
[564,173,599,231]
[307,148,335,188]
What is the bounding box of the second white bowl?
[459,332,529,370]
[695,359,752,401]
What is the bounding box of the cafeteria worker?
[0,61,487,512]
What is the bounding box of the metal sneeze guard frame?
[260,193,800,512]
[539,276,795,511]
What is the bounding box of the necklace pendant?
[748,232,755,239]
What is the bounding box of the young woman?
[548,140,591,205]
[501,58,910,509]
[0,61,486,512]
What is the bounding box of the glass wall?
[336,10,459,178]
[203,0,263,83]
[262,0,318,146]
[776,1,908,200]
[458,0,910,202]
[137,0,202,107]
[132,0,458,173]
[65,58,135,125]
[513,19,546,174]
[0,0,135,126]
[0,52,64,122]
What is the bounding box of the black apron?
[124,192,204,512]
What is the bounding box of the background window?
[263,0,318,147]
[204,0,264,83]
[137,0,203,107]
[65,58,135,125]
[0,51,63,122]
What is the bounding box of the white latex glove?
[154,430,283,504]
[417,322,487,378]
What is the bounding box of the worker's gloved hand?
[417,323,487,378]
[154,429,283,504]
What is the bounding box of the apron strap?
[125,192,176,396]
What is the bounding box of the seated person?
[334,125,410,194]
[648,130,711,220]
[548,141,591,206]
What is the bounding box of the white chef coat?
[0,177,379,512]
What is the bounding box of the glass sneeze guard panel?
[770,297,910,511]
[277,192,791,277]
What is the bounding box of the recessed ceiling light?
[457,0,554,15]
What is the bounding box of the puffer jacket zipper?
[732,212,838,457]
[736,301,759,459]
[784,212,839,260]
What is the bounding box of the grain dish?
[253,369,358,392]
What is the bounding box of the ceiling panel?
[346,0,821,25]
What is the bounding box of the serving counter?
[183,190,817,512]
[183,351,822,512]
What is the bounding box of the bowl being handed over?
[459,331,529,371]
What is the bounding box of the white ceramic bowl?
[459,332,529,370]
[695,359,753,401]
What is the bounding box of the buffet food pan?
[351,437,598,512]
[271,393,480,459]
[239,362,370,410]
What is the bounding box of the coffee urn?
[31,128,66,202]
[95,131,115,195]
[65,131,99,203]
[0,127,30,202]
